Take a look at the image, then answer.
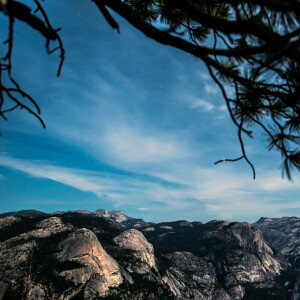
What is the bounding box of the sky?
[0,0,299,223]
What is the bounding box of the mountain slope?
[0,210,298,299]
[253,217,300,266]
[254,216,300,300]
[140,220,290,299]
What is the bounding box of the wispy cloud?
[258,177,298,191]
[190,99,215,112]
[2,155,299,222]
[199,72,210,80]
[190,98,226,113]
[137,207,150,211]
[198,72,219,96]
[0,156,123,199]
[102,124,189,166]
[204,84,219,96]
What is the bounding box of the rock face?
[162,251,218,300]
[254,217,300,300]
[0,210,299,300]
[0,212,170,300]
[211,221,282,277]
[57,228,123,298]
[0,215,72,299]
[141,219,288,299]
[254,217,300,263]
[114,229,158,274]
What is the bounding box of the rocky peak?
[114,229,158,274]
[205,221,282,275]
[36,216,64,230]
[177,220,193,227]
[253,216,300,262]
[95,209,153,230]
[96,209,129,223]
[230,222,270,254]
[204,221,270,254]
[0,209,47,218]
[57,228,123,298]
[0,216,20,230]
[27,216,72,239]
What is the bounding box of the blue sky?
[0,0,299,223]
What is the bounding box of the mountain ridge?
[0,209,299,299]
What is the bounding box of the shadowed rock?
[114,229,158,274]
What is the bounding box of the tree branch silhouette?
[0,0,64,130]
[0,0,299,179]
